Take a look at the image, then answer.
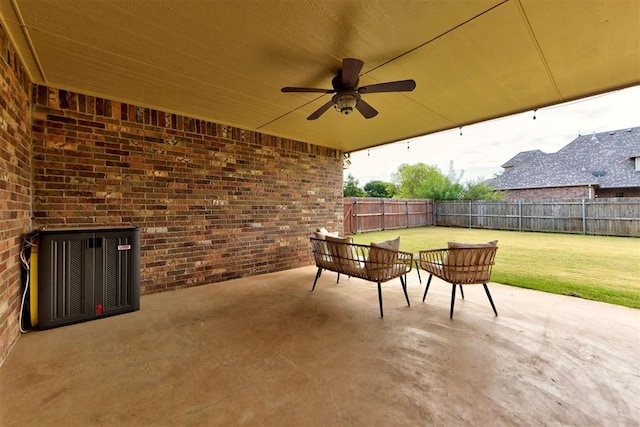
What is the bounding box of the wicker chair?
[418,242,498,318]
[310,237,412,317]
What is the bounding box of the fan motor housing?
[332,73,359,91]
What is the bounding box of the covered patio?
[1,2,639,424]
[1,268,637,425]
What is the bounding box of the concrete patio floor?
[1,265,638,426]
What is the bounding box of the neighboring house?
[491,126,640,200]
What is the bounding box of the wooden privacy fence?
[343,198,434,234]
[434,198,640,237]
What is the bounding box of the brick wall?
[0,25,32,364]
[595,187,640,198]
[503,185,640,200]
[31,85,343,294]
[503,186,591,200]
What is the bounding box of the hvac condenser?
[38,226,140,329]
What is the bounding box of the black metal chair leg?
[483,283,498,316]
[312,267,322,291]
[400,276,410,307]
[414,260,422,284]
[336,272,340,284]
[450,284,457,319]
[422,274,433,302]
[459,285,465,299]
[377,282,384,318]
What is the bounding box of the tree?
[392,162,503,200]
[392,163,434,198]
[393,163,462,200]
[462,179,503,200]
[431,161,464,200]
[343,173,365,197]
[363,180,395,198]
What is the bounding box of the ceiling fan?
[281,58,416,120]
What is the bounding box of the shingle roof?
[492,126,640,190]
[500,150,545,169]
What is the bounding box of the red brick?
[0,22,31,366]
[1,22,343,367]
[31,85,342,299]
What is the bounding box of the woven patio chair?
[418,241,498,319]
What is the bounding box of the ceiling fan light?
[334,94,357,115]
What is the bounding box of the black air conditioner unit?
[38,226,140,329]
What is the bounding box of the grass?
[349,227,640,309]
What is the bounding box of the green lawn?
[349,227,640,309]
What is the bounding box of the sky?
[345,85,640,185]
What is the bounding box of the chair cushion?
[371,236,401,252]
[325,234,352,244]
[447,240,498,249]
[325,235,364,275]
[446,240,497,266]
[314,228,339,257]
[365,237,401,280]
[325,235,354,261]
[314,227,339,240]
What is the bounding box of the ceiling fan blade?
[358,79,416,94]
[341,58,364,87]
[356,99,378,119]
[282,87,334,93]
[307,100,335,120]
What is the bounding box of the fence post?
[518,201,522,232]
[432,201,436,226]
[343,201,352,235]
[582,199,586,235]
[354,199,359,233]
[468,201,472,228]
[406,200,409,228]
[381,199,385,230]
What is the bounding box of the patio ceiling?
[1,0,638,152]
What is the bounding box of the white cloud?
[345,85,640,184]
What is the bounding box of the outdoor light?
[333,93,358,115]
